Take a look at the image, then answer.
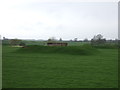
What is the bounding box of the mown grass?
[22,40,89,46]
[92,44,118,49]
[2,45,118,88]
[16,44,98,55]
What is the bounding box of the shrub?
[19,42,26,47]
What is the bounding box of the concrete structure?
[47,42,68,46]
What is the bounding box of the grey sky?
[0,0,118,40]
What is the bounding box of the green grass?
[2,45,118,88]
[21,40,89,46]
[16,45,98,55]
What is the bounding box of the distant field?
[22,40,90,46]
[2,45,118,88]
[2,40,90,46]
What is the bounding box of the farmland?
[2,44,118,88]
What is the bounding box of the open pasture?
[2,45,118,88]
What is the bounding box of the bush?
[19,42,26,46]
[91,39,106,46]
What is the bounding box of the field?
[2,45,118,88]
[2,40,90,46]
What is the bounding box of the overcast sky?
[0,0,118,40]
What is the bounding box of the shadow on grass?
[15,44,100,56]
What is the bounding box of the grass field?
[2,39,90,46]
[2,45,118,88]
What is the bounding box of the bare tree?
[84,38,89,42]
[91,34,106,45]
[74,38,78,42]
[93,34,103,40]
[59,38,62,41]
[48,37,57,42]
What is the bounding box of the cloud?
[0,1,118,40]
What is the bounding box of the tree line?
[2,34,119,46]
